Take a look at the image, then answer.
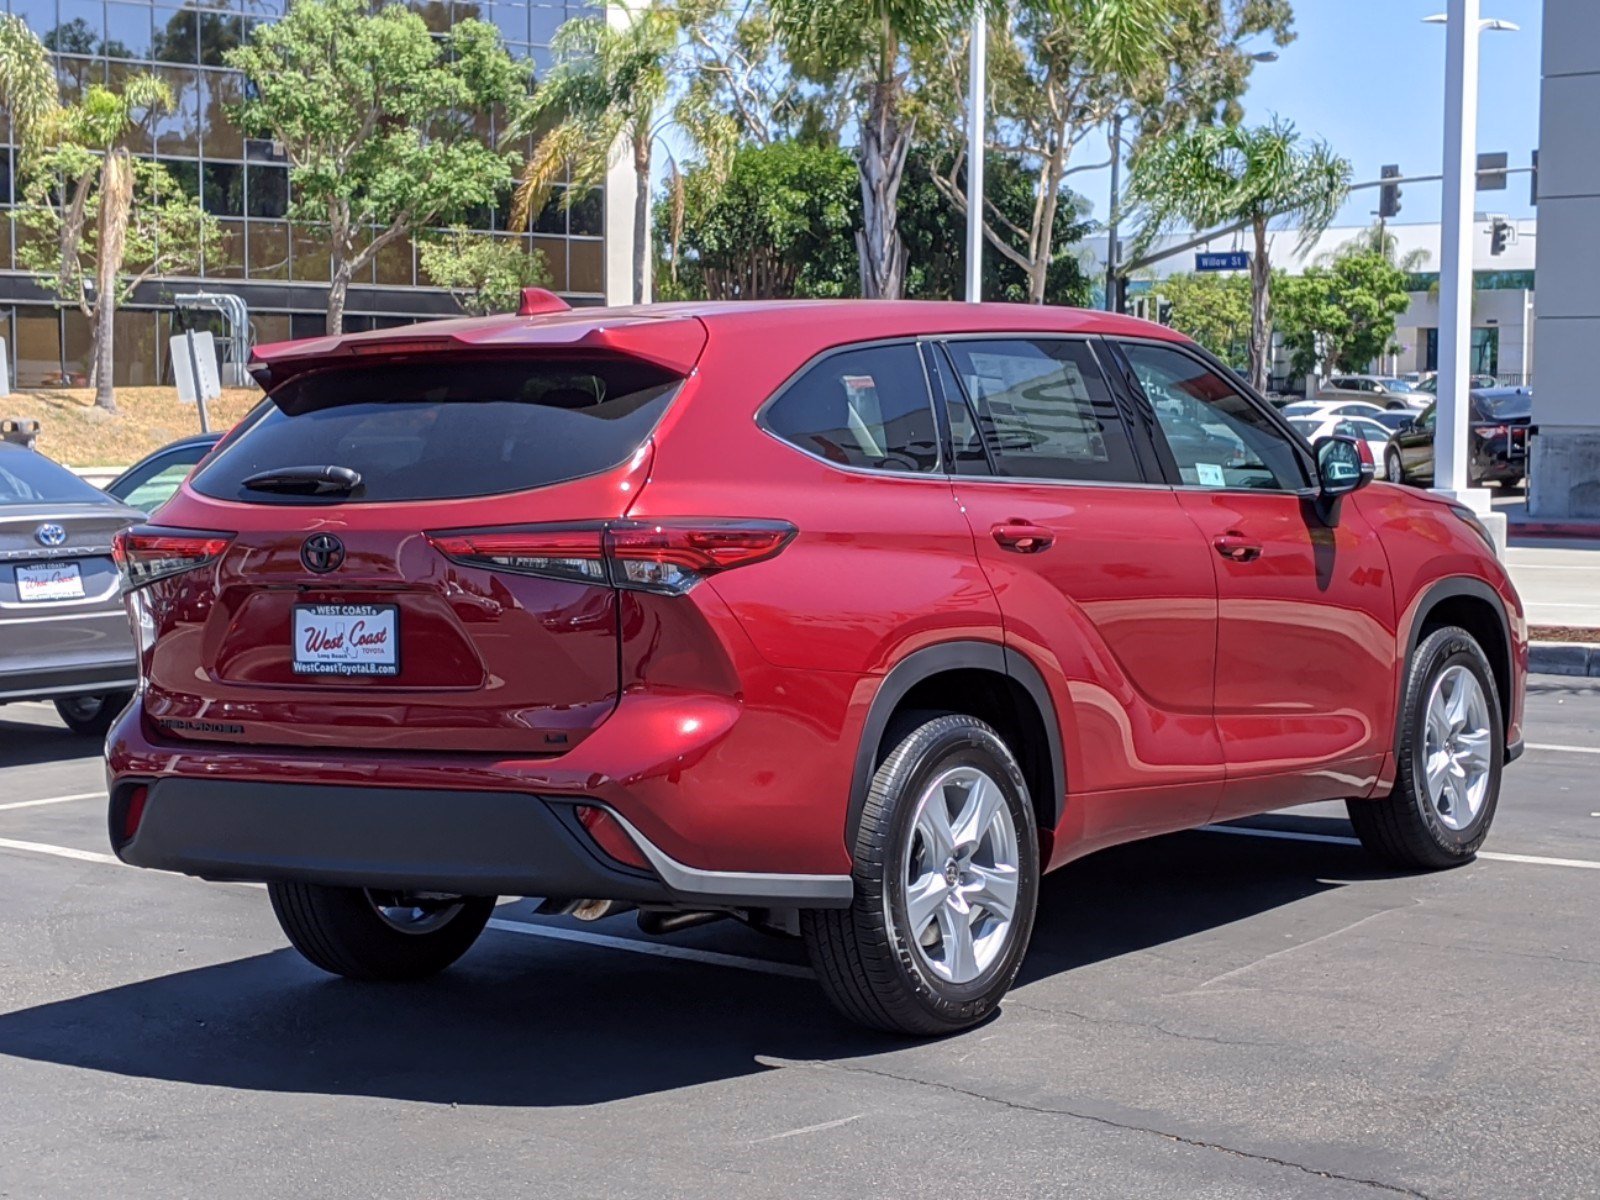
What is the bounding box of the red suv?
[107,298,1526,1035]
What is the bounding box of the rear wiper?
[241,465,363,496]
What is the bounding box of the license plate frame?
[16,561,86,603]
[291,603,401,678]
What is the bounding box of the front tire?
[53,690,132,737]
[269,883,495,981]
[1347,626,1503,869]
[802,714,1040,1036]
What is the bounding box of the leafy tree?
[920,0,1292,304]
[771,0,981,300]
[1276,243,1413,377]
[657,141,860,300]
[675,0,851,148]
[2,15,212,411]
[227,0,522,334]
[900,148,1093,305]
[506,0,733,305]
[1126,118,1350,391]
[1156,272,1253,370]
[417,229,551,315]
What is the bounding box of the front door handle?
[1213,532,1262,563]
[992,522,1055,554]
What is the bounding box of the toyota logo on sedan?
[34,523,67,548]
[300,533,345,573]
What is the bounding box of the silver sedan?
[0,443,142,734]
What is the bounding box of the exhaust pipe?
[535,898,633,922]
[637,909,726,936]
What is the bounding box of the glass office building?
[0,0,602,389]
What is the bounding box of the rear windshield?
[0,448,111,506]
[191,357,682,504]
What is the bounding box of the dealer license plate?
[16,562,85,602]
[292,603,400,677]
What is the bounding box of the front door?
[931,337,1223,860]
[1397,403,1437,483]
[1114,340,1398,820]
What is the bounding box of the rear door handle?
[992,522,1055,554]
[1213,532,1262,563]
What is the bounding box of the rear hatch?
[135,350,690,752]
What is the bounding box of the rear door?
[141,353,685,753]
[934,336,1223,850]
[1113,339,1397,818]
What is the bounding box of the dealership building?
[0,0,624,390]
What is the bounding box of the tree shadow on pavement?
[0,823,1390,1107]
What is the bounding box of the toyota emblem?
[301,533,345,574]
[34,523,67,548]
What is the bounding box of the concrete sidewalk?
[1505,541,1600,630]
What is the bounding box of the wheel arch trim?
[845,640,1065,850]
[1398,575,1515,743]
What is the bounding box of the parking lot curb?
[1530,641,1600,677]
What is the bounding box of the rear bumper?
[0,658,138,703]
[110,777,852,909]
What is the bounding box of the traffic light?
[1379,164,1402,219]
[1489,218,1511,256]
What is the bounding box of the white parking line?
[0,837,120,866]
[1200,823,1600,870]
[485,917,813,979]
[0,792,104,813]
[1527,743,1600,756]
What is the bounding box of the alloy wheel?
[365,890,468,935]
[1422,665,1493,831]
[898,765,1020,985]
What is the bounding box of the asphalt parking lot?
[2,683,1598,1200]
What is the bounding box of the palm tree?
[0,13,60,155]
[1127,119,1351,392]
[506,0,731,305]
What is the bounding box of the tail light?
[427,519,795,596]
[114,527,233,591]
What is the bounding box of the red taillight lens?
[113,528,234,591]
[575,805,650,870]
[427,519,794,595]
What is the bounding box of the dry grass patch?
[0,387,263,467]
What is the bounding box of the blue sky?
[1080,0,1545,230]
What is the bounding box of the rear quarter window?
[191,357,682,503]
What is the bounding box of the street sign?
[1195,251,1250,272]
[1477,151,1508,191]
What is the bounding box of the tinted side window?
[763,343,939,473]
[1121,342,1306,491]
[942,338,1141,483]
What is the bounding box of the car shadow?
[0,820,1388,1107]
[0,713,102,767]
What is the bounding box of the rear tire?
[268,883,495,981]
[801,714,1039,1036]
[1384,448,1405,484]
[1347,626,1503,870]
[53,691,132,737]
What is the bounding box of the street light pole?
[1104,113,1122,312]
[964,7,986,304]
[1432,0,1483,506]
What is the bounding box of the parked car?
[106,299,1527,1036]
[1,443,142,734]
[1384,388,1532,489]
[1317,374,1427,410]
[1287,413,1394,463]
[1282,398,1392,421]
[1416,373,1498,395]
[105,433,223,515]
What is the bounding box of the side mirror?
[1314,434,1374,498]
[1310,435,1373,527]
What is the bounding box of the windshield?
[0,448,113,506]
[1288,418,1320,437]
[192,356,683,504]
[1475,390,1533,421]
